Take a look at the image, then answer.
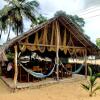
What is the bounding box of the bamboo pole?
[95,56,96,65]
[55,21,59,80]
[14,45,18,89]
[20,43,86,49]
[85,49,87,78]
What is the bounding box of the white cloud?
[84,16,100,43]
[0,0,100,44]
[38,0,100,44]
[38,0,85,17]
[0,0,7,8]
[77,6,100,43]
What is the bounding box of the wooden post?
[55,21,59,80]
[85,49,87,78]
[14,45,18,89]
[95,56,96,65]
[0,62,1,76]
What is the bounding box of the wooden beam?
[55,21,59,80]
[58,18,87,47]
[19,43,86,49]
[61,17,93,47]
[14,45,18,89]
[84,49,87,78]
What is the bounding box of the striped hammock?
[60,61,84,74]
[19,62,55,78]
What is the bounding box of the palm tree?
[81,66,100,97]
[0,0,39,41]
[31,14,47,28]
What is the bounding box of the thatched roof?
[3,16,99,55]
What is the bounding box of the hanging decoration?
[18,20,87,57]
[19,44,26,52]
[38,26,48,53]
[67,34,75,56]
[60,28,68,54]
[27,32,39,51]
[47,22,56,52]
[19,38,28,52]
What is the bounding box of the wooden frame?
[14,45,18,88]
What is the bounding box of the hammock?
[72,63,84,74]
[60,61,84,74]
[19,62,55,78]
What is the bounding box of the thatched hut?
[1,16,99,87]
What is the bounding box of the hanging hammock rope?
[18,61,56,78]
[72,63,84,74]
[59,60,85,74]
[19,38,28,52]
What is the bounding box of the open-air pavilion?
[0,15,99,89]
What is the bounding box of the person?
[7,62,14,78]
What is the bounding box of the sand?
[0,77,100,100]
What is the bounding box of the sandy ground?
[0,77,100,100]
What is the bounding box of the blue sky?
[0,0,100,44]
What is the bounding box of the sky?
[0,0,100,44]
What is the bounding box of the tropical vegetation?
[54,10,90,40]
[31,14,47,27]
[81,66,100,97]
[0,0,39,41]
[96,38,100,48]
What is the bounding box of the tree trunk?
[7,32,10,41]
[14,45,18,90]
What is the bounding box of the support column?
[95,56,96,65]
[55,21,60,80]
[14,45,18,89]
[85,49,87,78]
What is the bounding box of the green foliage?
[54,10,85,32]
[96,38,100,48]
[0,0,39,41]
[54,10,67,17]
[6,52,14,61]
[54,10,90,40]
[31,14,47,27]
[36,14,47,24]
[81,66,100,97]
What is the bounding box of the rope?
[72,63,84,74]
[18,61,55,78]
[59,60,85,74]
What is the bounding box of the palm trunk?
[17,26,19,36]
[7,24,12,41]
[89,83,93,97]
[0,30,2,39]
[7,31,10,41]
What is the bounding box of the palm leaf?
[92,82,97,88]
[81,84,89,91]
[88,66,92,76]
[0,0,39,40]
[90,76,97,87]
[95,73,100,78]
[92,86,100,93]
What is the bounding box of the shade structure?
[1,15,99,86]
[2,15,99,56]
